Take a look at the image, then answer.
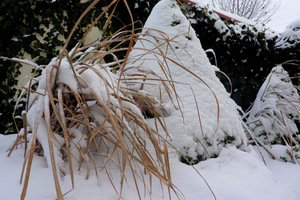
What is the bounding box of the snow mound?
[247,66,300,149]
[1,134,299,200]
[276,18,300,48]
[123,0,247,162]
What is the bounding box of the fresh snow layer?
[189,1,278,40]
[247,66,300,144]
[1,134,300,200]
[124,0,246,159]
[2,0,300,200]
[276,18,300,48]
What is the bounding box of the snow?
[124,0,246,161]
[1,134,300,200]
[1,0,300,200]
[0,57,39,68]
[11,37,19,42]
[266,0,300,33]
[187,2,278,41]
[211,7,256,26]
[192,0,300,33]
[276,18,300,48]
[247,66,300,146]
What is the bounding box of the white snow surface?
[124,0,246,160]
[211,7,256,26]
[1,1,300,200]
[276,18,300,48]
[1,134,300,200]
[247,66,300,144]
[186,2,278,44]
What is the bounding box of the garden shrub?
[246,66,300,163]
[247,66,300,144]
[125,0,247,163]
[2,0,299,135]
[180,3,300,111]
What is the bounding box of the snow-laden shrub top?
[17,43,183,198]
[181,2,281,110]
[247,65,300,145]
[180,2,300,112]
[25,55,136,170]
[124,0,247,163]
[276,18,300,48]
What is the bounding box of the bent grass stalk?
[4,1,222,199]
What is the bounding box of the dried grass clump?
[2,0,228,199]
[17,49,178,200]
[4,1,185,199]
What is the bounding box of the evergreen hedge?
[182,3,299,110]
[0,0,158,134]
[1,0,298,134]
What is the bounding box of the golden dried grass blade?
[7,134,22,157]
[21,114,39,200]
[58,88,75,188]
[163,142,172,200]
[22,112,28,157]
[71,141,91,179]
[44,96,64,200]
[117,0,135,86]
[70,0,119,58]
[216,70,233,96]
[59,0,100,58]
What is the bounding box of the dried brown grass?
[3,1,221,199]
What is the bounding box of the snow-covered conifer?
[123,0,247,163]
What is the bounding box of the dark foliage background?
[1,0,298,134]
[0,0,159,134]
[182,4,299,110]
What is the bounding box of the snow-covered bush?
[9,2,183,200]
[180,2,300,112]
[16,41,179,200]
[276,18,300,49]
[0,0,160,135]
[19,51,178,199]
[181,2,279,110]
[9,2,250,198]
[124,0,247,164]
[275,19,300,88]
[246,66,300,163]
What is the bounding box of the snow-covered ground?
[1,0,299,200]
[1,134,300,200]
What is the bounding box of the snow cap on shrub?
[124,0,247,162]
[247,65,300,145]
[276,18,300,48]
